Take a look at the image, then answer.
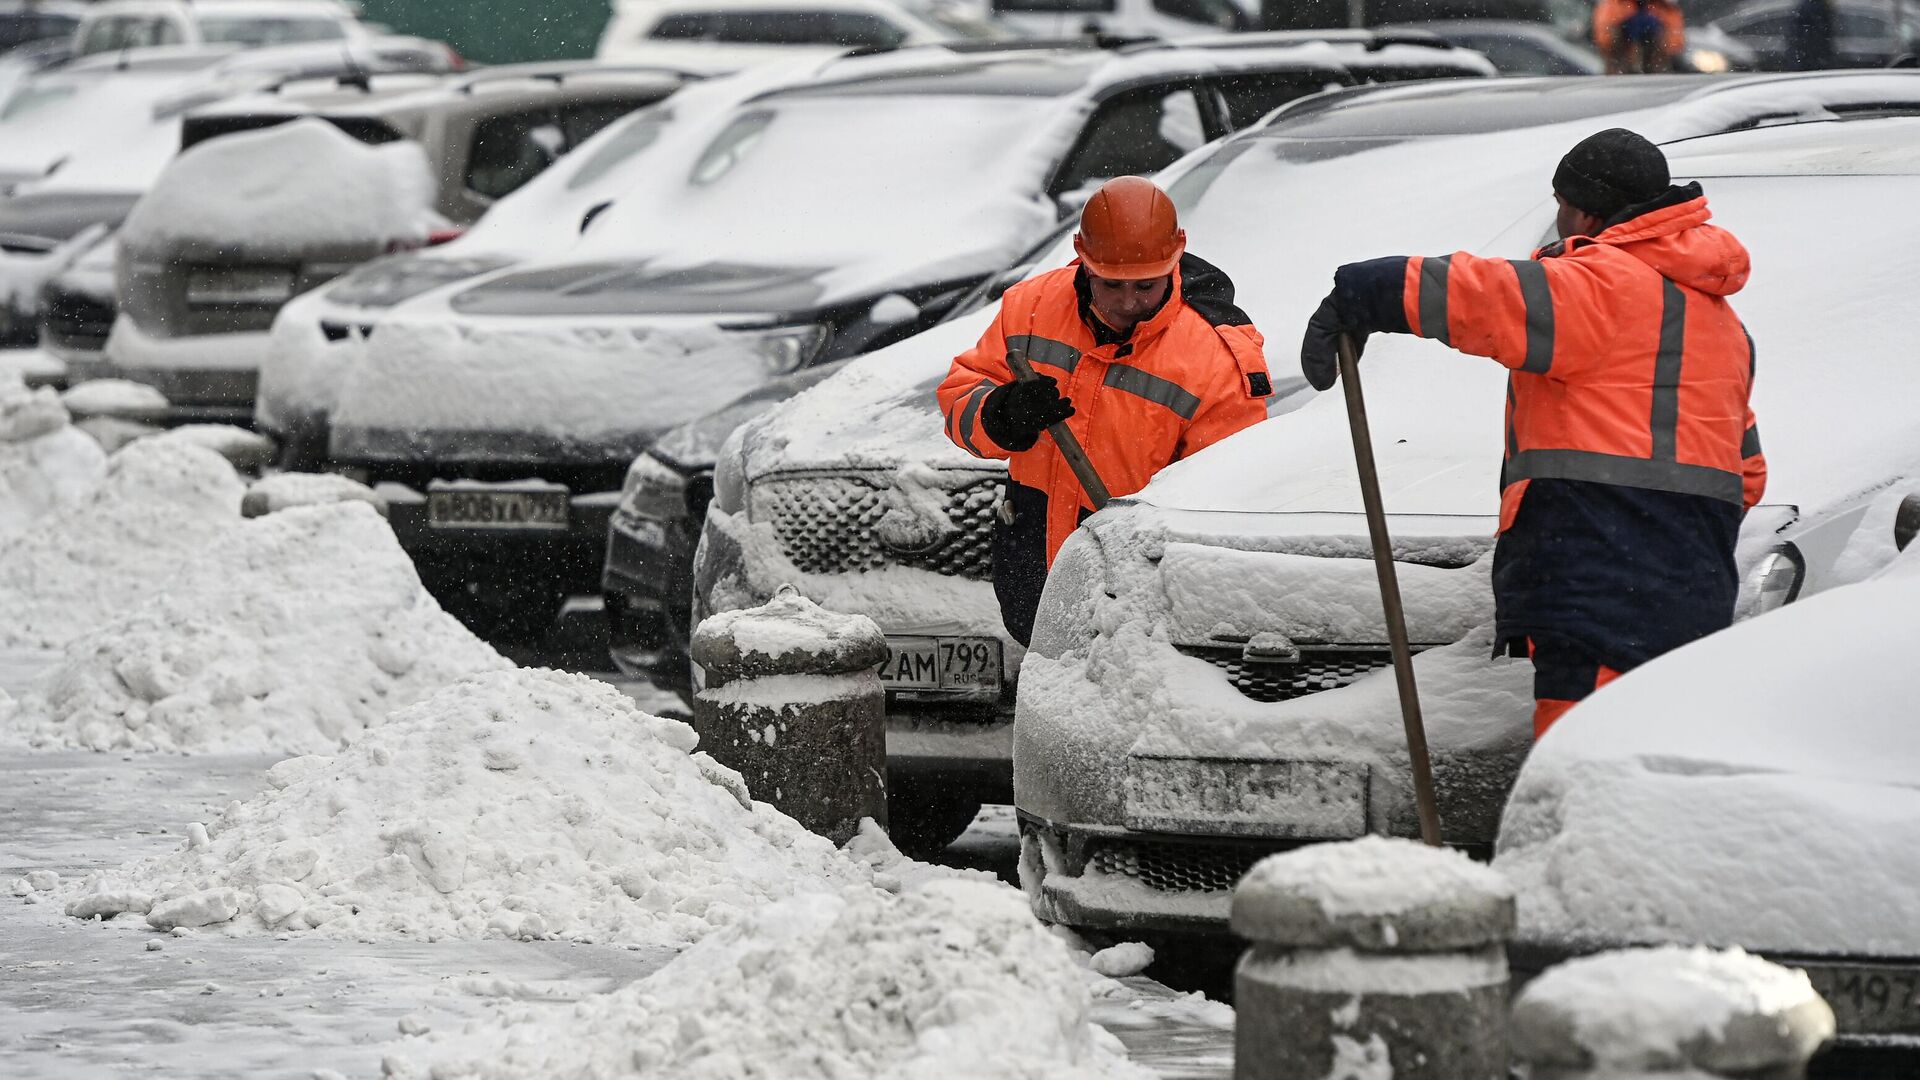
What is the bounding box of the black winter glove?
[980,375,1075,452]
[1301,293,1365,393]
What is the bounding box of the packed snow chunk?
[0,436,243,649]
[242,472,386,518]
[70,669,873,943]
[390,880,1151,1080]
[146,887,242,930]
[160,424,277,472]
[1089,941,1155,978]
[697,586,883,664]
[0,380,106,541]
[120,118,437,254]
[60,379,170,418]
[1239,835,1515,922]
[1511,946,1830,1072]
[22,501,506,753]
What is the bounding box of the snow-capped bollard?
[1511,946,1835,1079]
[690,587,888,844]
[1230,836,1515,1080]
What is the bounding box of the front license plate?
[878,636,1002,694]
[1799,961,1920,1037]
[1123,756,1369,840]
[185,266,294,306]
[428,488,569,531]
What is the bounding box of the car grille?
[40,286,115,353]
[1090,838,1282,894]
[1177,647,1397,704]
[750,473,1000,580]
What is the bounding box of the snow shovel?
[1007,348,1111,509]
[1337,333,1443,847]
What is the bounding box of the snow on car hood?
[1496,545,1920,955]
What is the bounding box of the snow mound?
[0,380,106,541]
[1512,946,1826,1071]
[22,501,506,753]
[388,879,1151,1080]
[243,471,386,516]
[0,435,244,649]
[696,586,883,663]
[67,668,874,943]
[60,378,170,417]
[120,118,437,253]
[159,424,277,471]
[1238,835,1514,920]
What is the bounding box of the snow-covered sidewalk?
[0,676,1232,1079]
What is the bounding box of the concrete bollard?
[690,586,888,844]
[1231,835,1515,1080]
[1512,946,1836,1079]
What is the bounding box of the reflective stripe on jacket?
[938,254,1271,565]
[1400,191,1766,532]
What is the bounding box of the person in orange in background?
[1594,0,1687,73]
[937,176,1272,646]
[1298,129,1766,739]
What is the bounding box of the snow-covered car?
[1497,515,1920,1056]
[100,64,694,426]
[315,37,1486,658]
[1711,0,1920,70]
[988,0,1253,38]
[598,0,1003,72]
[1385,19,1606,74]
[68,0,371,58]
[607,31,1489,704]
[0,40,459,350]
[1012,84,1920,937]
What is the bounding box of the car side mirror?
[1896,492,1920,551]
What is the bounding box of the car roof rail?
[452,62,706,94]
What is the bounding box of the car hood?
[651,360,851,473]
[446,259,833,320]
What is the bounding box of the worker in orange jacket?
[1299,129,1766,738]
[938,176,1272,645]
[1593,0,1686,73]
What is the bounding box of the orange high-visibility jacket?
[938,258,1271,563]
[1398,191,1766,530]
[1593,0,1687,59]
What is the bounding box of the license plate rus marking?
[1797,960,1920,1037]
[427,489,569,531]
[879,636,1002,694]
[1123,756,1369,839]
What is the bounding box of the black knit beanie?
[1553,128,1670,220]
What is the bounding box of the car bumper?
[603,507,698,683]
[102,317,266,426]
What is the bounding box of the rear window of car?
[197,16,348,46]
[649,8,908,47]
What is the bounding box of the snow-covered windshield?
[197,16,347,46]
[572,91,1061,287]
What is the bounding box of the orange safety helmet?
[1073,176,1186,280]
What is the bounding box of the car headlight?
[618,451,688,523]
[1688,49,1731,74]
[753,324,828,374]
[1746,546,1805,616]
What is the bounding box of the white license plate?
[1123,756,1369,840]
[185,267,294,306]
[879,636,1002,694]
[1800,961,1920,1037]
[428,488,569,531]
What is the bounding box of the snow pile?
[21,500,506,753]
[0,435,244,649]
[1496,565,1920,954]
[1237,835,1514,921]
[388,879,1150,1080]
[1512,946,1826,1071]
[696,586,882,662]
[65,668,874,943]
[120,118,437,254]
[0,378,107,541]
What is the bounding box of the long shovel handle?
[1337,334,1443,847]
[1007,349,1112,510]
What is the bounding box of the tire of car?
[885,781,981,859]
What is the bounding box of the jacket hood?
[1594,183,1752,298]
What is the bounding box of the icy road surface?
[0,667,1232,1079]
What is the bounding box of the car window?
[1730,11,1794,33]
[566,106,674,189]
[1151,0,1249,30]
[1455,34,1581,75]
[75,15,183,55]
[1052,86,1208,196]
[1214,72,1340,128]
[558,100,650,147]
[196,16,348,46]
[649,12,716,38]
[0,13,79,51]
[1836,8,1891,34]
[466,109,566,200]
